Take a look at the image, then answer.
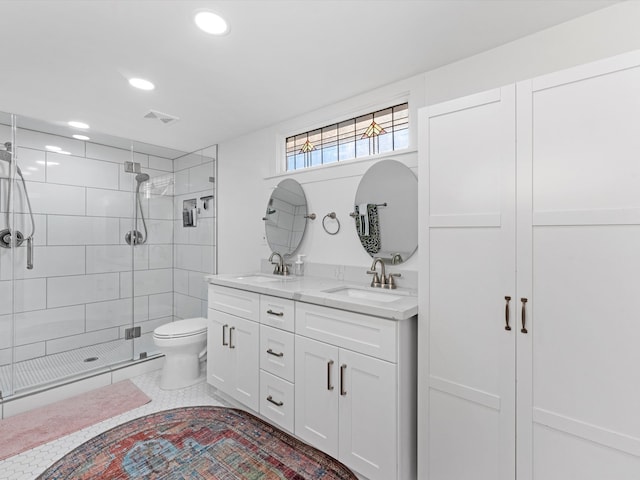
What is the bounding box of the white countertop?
[207,273,418,320]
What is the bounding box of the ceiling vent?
[143,110,180,125]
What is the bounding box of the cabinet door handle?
[327,360,334,391]
[267,348,284,357]
[340,364,347,396]
[266,395,284,407]
[504,296,512,331]
[266,309,284,317]
[229,326,236,348]
[222,324,229,346]
[520,298,528,334]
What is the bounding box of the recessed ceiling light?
[68,121,89,129]
[45,145,62,152]
[194,11,229,35]
[72,134,90,141]
[129,78,155,91]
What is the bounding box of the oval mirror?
[353,159,417,264]
[264,178,309,256]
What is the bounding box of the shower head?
[135,173,150,183]
[0,142,11,162]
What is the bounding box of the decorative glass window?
[286,103,408,171]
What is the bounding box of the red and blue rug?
[37,406,356,479]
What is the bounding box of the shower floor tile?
[0,369,226,479]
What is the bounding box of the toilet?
[153,317,208,390]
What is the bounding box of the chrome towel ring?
[322,212,340,235]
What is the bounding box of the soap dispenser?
[294,254,306,276]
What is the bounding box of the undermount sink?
[322,286,410,303]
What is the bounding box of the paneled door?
[516,51,640,480]
[419,86,517,480]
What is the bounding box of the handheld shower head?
[0,142,12,163]
[135,173,150,183]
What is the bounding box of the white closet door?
[419,86,516,480]
[516,51,640,480]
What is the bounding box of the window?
[286,103,408,171]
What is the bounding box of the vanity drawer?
[259,295,295,332]
[208,284,260,321]
[260,370,294,433]
[260,324,294,382]
[295,302,397,362]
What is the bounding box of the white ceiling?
[0,0,616,154]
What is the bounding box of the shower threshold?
[0,340,158,399]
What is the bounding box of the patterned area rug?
[37,406,357,479]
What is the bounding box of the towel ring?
[322,212,340,235]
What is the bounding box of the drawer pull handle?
[222,324,229,346]
[340,364,347,396]
[504,296,512,331]
[229,326,236,348]
[520,298,528,334]
[327,360,334,391]
[267,348,284,358]
[267,395,284,407]
[267,309,284,317]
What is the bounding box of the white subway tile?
[15,147,46,182]
[149,244,172,269]
[173,269,188,295]
[47,328,120,355]
[174,293,202,319]
[48,215,120,245]
[149,155,173,172]
[85,143,132,164]
[86,245,146,274]
[173,219,189,244]
[189,162,214,193]
[0,245,85,280]
[16,129,84,157]
[0,314,11,349]
[147,219,173,244]
[174,169,189,196]
[14,342,46,363]
[47,273,119,308]
[87,188,133,217]
[14,305,85,344]
[120,268,172,298]
[86,297,148,331]
[14,279,47,313]
[47,152,120,190]
[189,217,214,245]
[174,152,202,172]
[149,293,173,319]
[174,245,201,271]
[188,271,208,300]
[16,182,85,215]
[148,194,173,220]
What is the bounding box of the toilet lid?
[153,317,208,338]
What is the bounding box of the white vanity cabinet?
[295,302,416,480]
[207,284,260,411]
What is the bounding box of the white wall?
[217,1,640,276]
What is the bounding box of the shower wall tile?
[87,188,132,217]
[13,279,47,313]
[174,169,189,196]
[119,268,172,298]
[14,341,46,363]
[47,327,120,355]
[0,313,11,349]
[0,245,85,280]
[47,152,120,190]
[0,281,9,315]
[173,219,189,244]
[14,305,85,344]
[15,147,46,182]
[149,293,173,319]
[174,269,189,295]
[47,273,120,308]
[147,219,173,244]
[188,271,208,300]
[17,129,84,157]
[86,297,148,331]
[174,292,202,319]
[86,245,147,274]
[10,213,47,245]
[149,244,172,270]
[190,161,214,193]
[149,155,173,172]
[85,143,132,164]
[190,217,215,245]
[19,182,85,215]
[174,152,203,172]
[148,194,173,220]
[47,215,120,245]
[174,245,202,272]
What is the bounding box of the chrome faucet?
[367,257,401,289]
[268,252,291,275]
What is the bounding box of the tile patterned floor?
[0,370,226,480]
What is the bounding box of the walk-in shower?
[0,141,35,269]
[0,113,217,404]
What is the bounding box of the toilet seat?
[153,317,207,339]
